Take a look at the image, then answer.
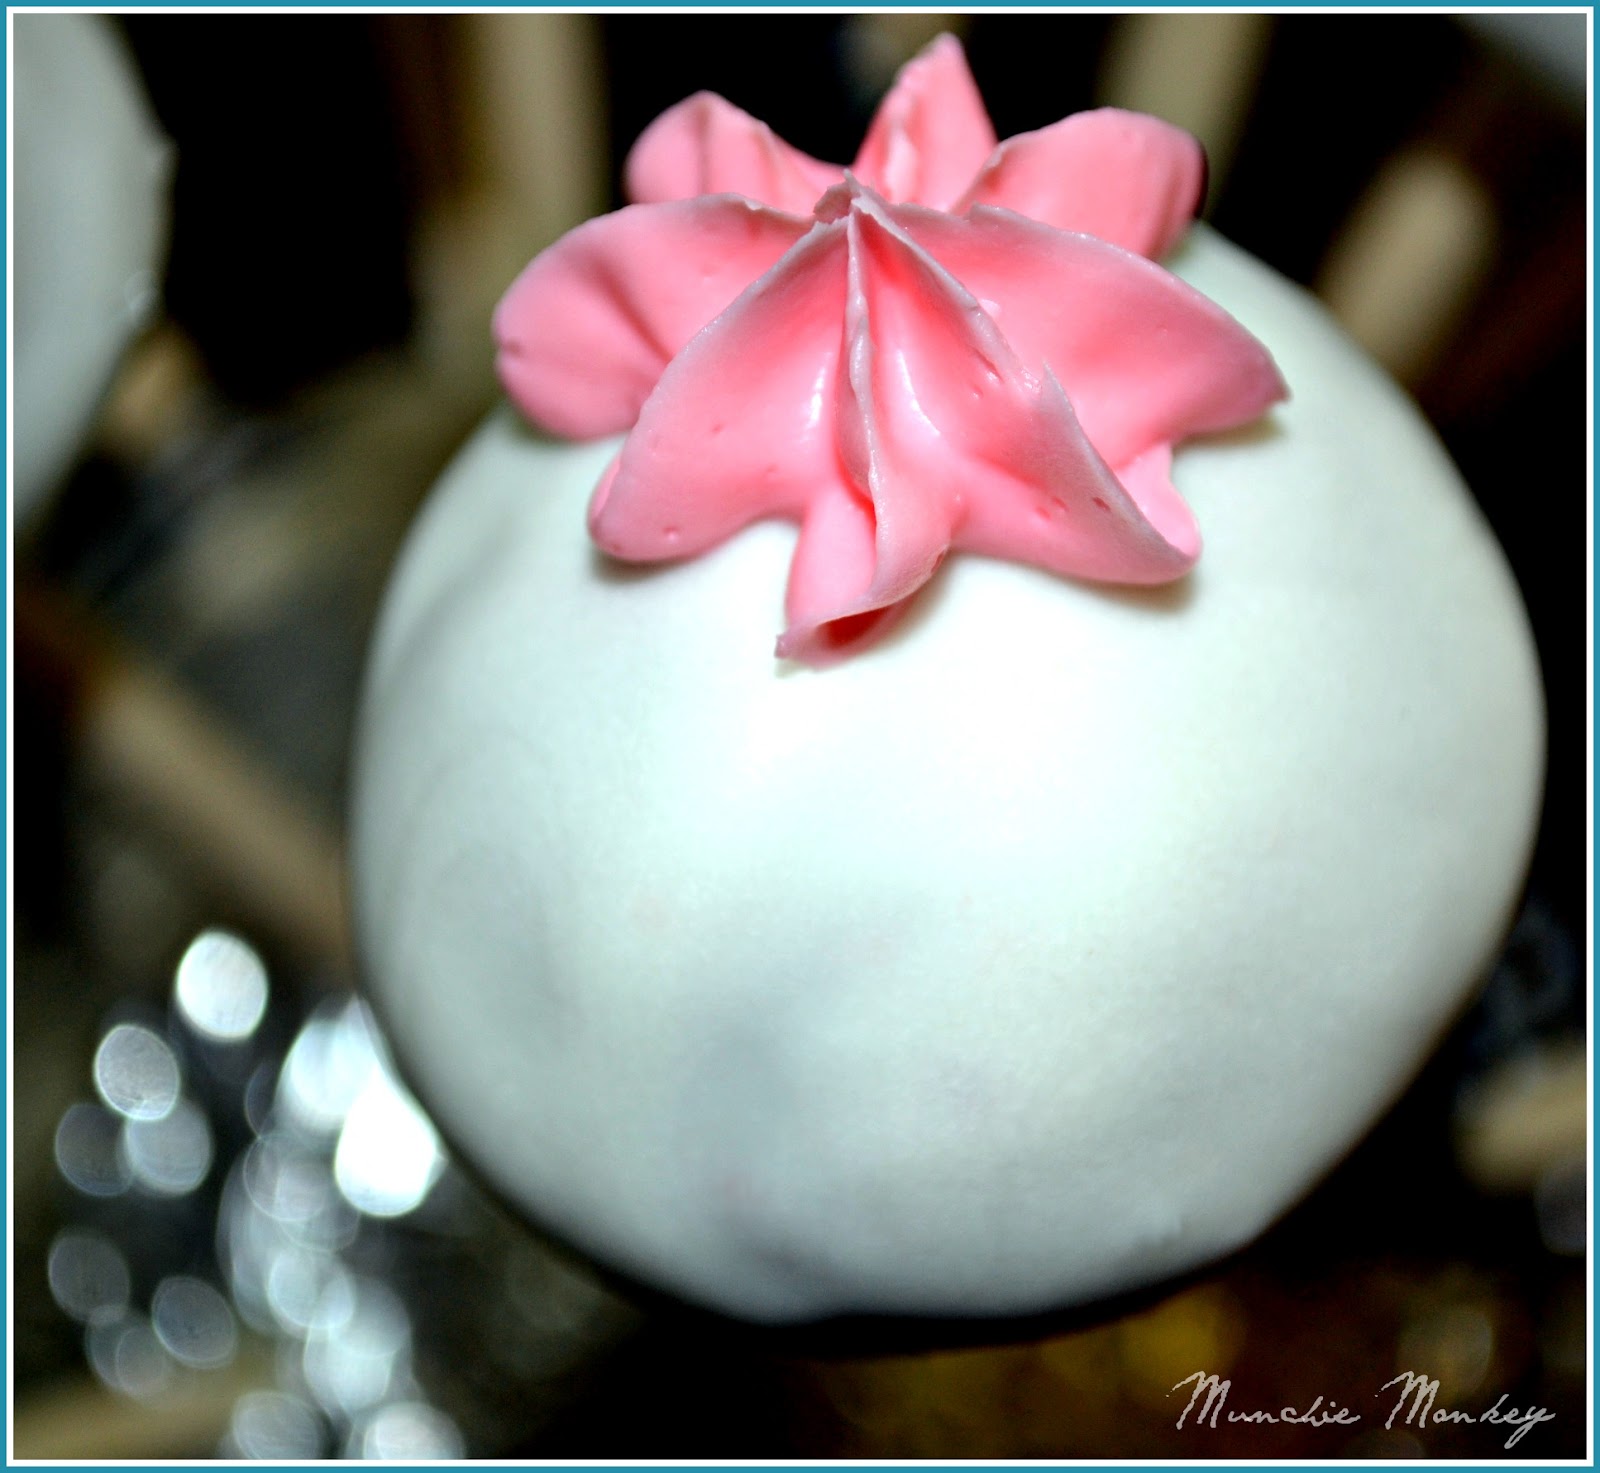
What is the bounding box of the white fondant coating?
[13,14,171,522]
[352,228,1543,1322]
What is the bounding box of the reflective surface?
[34,929,637,1457]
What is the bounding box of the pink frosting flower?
[495,37,1287,663]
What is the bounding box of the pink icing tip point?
[495,35,1287,666]
[851,33,998,209]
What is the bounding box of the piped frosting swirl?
[495,36,1287,663]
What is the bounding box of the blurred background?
[10,10,1588,1460]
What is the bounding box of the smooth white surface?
[13,14,170,521]
[353,228,1543,1322]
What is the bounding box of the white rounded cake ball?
[13,14,170,522]
[352,227,1542,1323]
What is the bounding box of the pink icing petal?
[494,196,808,438]
[896,202,1287,469]
[779,185,1199,664]
[1108,442,1199,558]
[778,481,904,661]
[958,108,1205,259]
[624,91,843,212]
[851,34,998,209]
[853,195,1200,579]
[954,372,1200,584]
[587,220,852,562]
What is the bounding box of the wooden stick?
[16,579,350,971]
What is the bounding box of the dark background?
[13,13,1587,1460]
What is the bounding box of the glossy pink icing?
[494,36,1287,663]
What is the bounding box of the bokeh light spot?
[123,1095,213,1196]
[227,1389,327,1460]
[93,1023,180,1121]
[47,1229,131,1323]
[358,1400,465,1460]
[175,929,270,1042]
[55,1102,132,1197]
[151,1276,239,1370]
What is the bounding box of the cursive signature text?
[1171,1369,1556,1449]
